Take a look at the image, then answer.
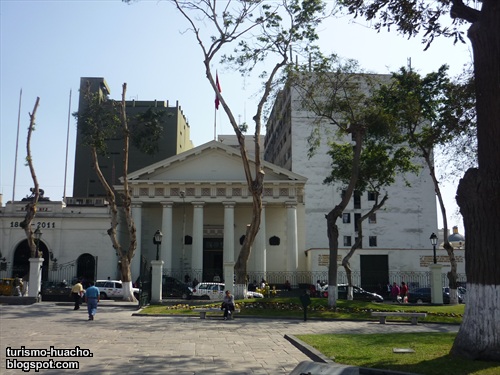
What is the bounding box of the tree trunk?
[119,83,137,302]
[20,97,41,258]
[452,2,500,360]
[119,256,136,301]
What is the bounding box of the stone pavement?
[0,302,459,374]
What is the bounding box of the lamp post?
[34,224,42,257]
[153,230,163,261]
[430,232,438,264]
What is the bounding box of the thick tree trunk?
[119,257,136,302]
[452,1,500,361]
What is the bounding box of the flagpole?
[12,88,22,202]
[214,107,217,141]
[63,89,72,203]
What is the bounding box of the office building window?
[343,236,352,247]
[369,236,377,247]
[354,213,361,232]
[343,213,351,223]
[354,190,361,209]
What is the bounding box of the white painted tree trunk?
[122,281,137,302]
[347,285,353,300]
[449,288,459,305]
[452,284,500,359]
[233,283,246,299]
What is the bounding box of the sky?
[0,0,473,231]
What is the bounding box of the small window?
[115,282,122,289]
[369,236,377,247]
[369,213,377,224]
[354,191,361,209]
[342,213,351,224]
[368,191,377,201]
[354,213,361,232]
[343,236,352,247]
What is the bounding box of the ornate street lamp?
[153,230,163,261]
[430,232,438,264]
[34,225,42,257]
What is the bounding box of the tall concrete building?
[264,75,447,289]
[73,77,193,198]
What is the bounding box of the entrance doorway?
[360,255,388,295]
[203,238,223,282]
[12,239,49,281]
[76,253,97,283]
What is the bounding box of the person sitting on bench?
[221,290,235,320]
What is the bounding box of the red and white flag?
[215,72,222,110]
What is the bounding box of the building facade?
[73,77,194,198]
[0,141,307,286]
[264,75,465,289]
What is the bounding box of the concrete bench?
[193,308,240,319]
[371,311,427,325]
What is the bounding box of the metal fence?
[161,268,467,291]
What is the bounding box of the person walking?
[391,282,400,303]
[221,290,235,320]
[84,281,100,321]
[71,280,84,310]
[400,282,409,303]
[299,289,311,321]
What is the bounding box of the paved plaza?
[0,302,459,374]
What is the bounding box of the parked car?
[407,287,464,304]
[192,282,264,300]
[162,276,193,299]
[95,280,140,299]
[322,284,384,302]
[41,281,72,301]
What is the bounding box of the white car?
[94,280,140,299]
[192,282,263,300]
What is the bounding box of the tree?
[375,66,476,305]
[290,54,399,306]
[123,0,331,296]
[19,97,42,259]
[74,82,162,301]
[324,138,419,298]
[338,0,500,361]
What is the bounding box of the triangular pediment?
[126,140,306,183]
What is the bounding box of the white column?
[286,202,298,272]
[192,202,204,277]
[28,257,44,299]
[131,203,142,281]
[430,264,444,304]
[254,204,266,274]
[151,260,164,303]
[223,202,235,286]
[161,202,173,272]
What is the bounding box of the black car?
[162,276,193,299]
[407,287,464,304]
[323,284,384,302]
[41,281,72,301]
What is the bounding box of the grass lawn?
[296,332,500,375]
[140,297,465,324]
[138,297,500,373]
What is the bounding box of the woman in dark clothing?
[221,290,235,320]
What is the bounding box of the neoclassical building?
[0,141,307,285]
